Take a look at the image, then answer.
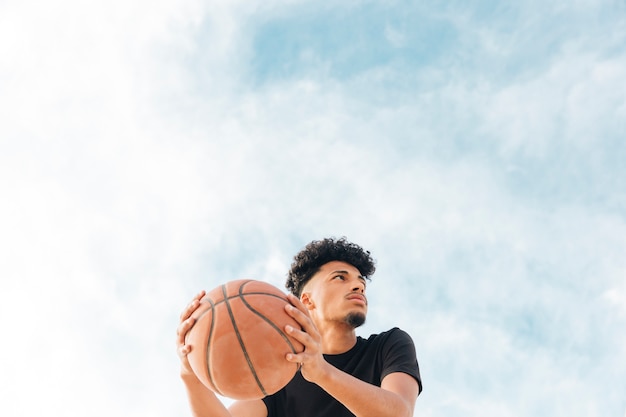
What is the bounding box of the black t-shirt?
[262,327,422,417]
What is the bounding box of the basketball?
[185,279,304,400]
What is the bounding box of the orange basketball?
[185,279,304,400]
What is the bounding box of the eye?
[333,275,345,281]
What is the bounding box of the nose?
[352,281,365,293]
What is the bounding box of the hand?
[176,290,206,378]
[283,293,330,383]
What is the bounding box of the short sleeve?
[380,328,422,393]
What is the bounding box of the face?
[300,260,368,328]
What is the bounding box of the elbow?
[395,397,414,417]
[402,405,414,417]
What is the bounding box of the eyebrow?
[330,270,366,281]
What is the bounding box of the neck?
[316,320,358,354]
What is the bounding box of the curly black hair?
[286,237,376,296]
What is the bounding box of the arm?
[283,294,420,417]
[177,291,267,417]
[307,367,419,417]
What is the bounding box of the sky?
[1,0,625,416]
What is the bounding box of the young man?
[177,237,422,417]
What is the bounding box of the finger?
[285,350,305,364]
[286,293,306,311]
[176,317,196,346]
[284,302,315,334]
[179,290,206,321]
[284,322,317,350]
[178,344,191,357]
[178,344,196,366]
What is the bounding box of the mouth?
[346,294,367,305]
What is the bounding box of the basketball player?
[176,237,422,417]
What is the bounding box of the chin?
[345,312,366,328]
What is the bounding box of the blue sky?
[1,1,625,416]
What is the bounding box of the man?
[177,237,422,417]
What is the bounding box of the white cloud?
[1,1,625,417]
[385,25,406,48]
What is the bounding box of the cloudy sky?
[1,1,625,416]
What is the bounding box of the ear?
[300,292,315,310]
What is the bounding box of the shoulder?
[363,327,414,344]
[361,328,417,362]
[369,328,422,393]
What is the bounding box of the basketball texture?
[185,279,304,400]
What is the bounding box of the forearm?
[181,373,232,417]
[314,365,413,417]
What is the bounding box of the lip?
[346,293,367,305]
